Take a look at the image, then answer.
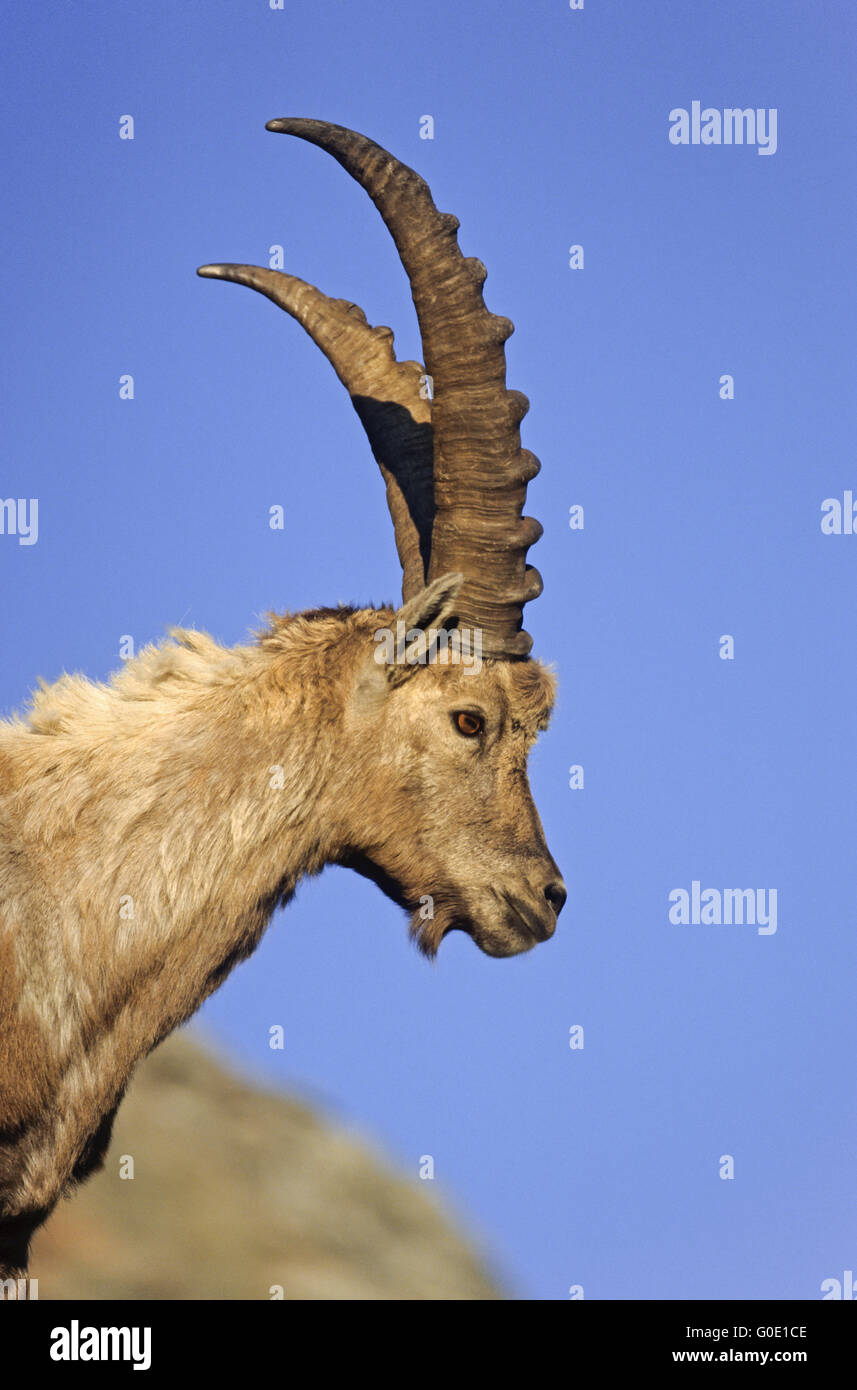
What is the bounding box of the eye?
[453,710,484,738]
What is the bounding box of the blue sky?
[2,0,855,1299]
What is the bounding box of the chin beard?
[340,849,470,960]
[408,899,471,960]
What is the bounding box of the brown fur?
[0,591,562,1279]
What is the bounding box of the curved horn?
[196,263,435,602]
[266,117,542,659]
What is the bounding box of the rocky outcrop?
[29,1032,503,1300]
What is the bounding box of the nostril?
[544,880,567,917]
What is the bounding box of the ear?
[397,572,464,633]
[383,572,464,688]
[356,572,464,698]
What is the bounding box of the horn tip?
[266,116,310,134]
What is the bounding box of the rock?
[29,1031,503,1300]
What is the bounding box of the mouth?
[435,892,554,960]
[411,887,558,960]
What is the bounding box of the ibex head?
[199,119,565,958]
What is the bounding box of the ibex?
[0,119,565,1286]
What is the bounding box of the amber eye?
[453,710,484,738]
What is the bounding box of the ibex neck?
[6,623,360,1074]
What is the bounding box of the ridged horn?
[265,118,543,659]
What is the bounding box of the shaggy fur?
[0,586,562,1282]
